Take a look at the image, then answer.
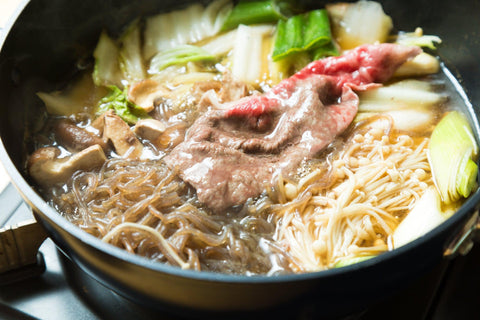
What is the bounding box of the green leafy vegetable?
[272,9,336,61]
[97,86,150,124]
[429,111,478,204]
[148,45,216,74]
[221,0,294,31]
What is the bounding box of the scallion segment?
[429,111,479,204]
[221,0,292,31]
[272,9,336,61]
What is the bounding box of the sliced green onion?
[221,0,292,31]
[148,45,216,74]
[429,111,479,204]
[303,9,332,50]
[97,86,150,124]
[458,157,478,198]
[272,9,334,61]
[273,15,303,59]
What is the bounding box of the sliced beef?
[164,44,421,212]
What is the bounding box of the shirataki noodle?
[51,160,293,274]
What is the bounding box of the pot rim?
[1,0,479,285]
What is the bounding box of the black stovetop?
[0,182,478,320]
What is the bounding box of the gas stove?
[0,181,479,320]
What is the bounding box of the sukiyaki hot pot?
[1,0,480,316]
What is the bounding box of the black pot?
[1,0,479,317]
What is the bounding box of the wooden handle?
[0,219,47,279]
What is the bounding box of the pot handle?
[0,219,48,285]
[444,210,480,258]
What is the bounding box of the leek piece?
[356,109,434,132]
[221,0,292,31]
[268,51,311,83]
[273,15,303,60]
[429,111,479,204]
[359,79,445,112]
[394,52,440,77]
[272,9,334,61]
[334,255,376,268]
[119,20,146,82]
[148,45,216,74]
[393,187,447,248]
[97,86,150,125]
[93,31,123,88]
[303,10,332,51]
[382,109,434,132]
